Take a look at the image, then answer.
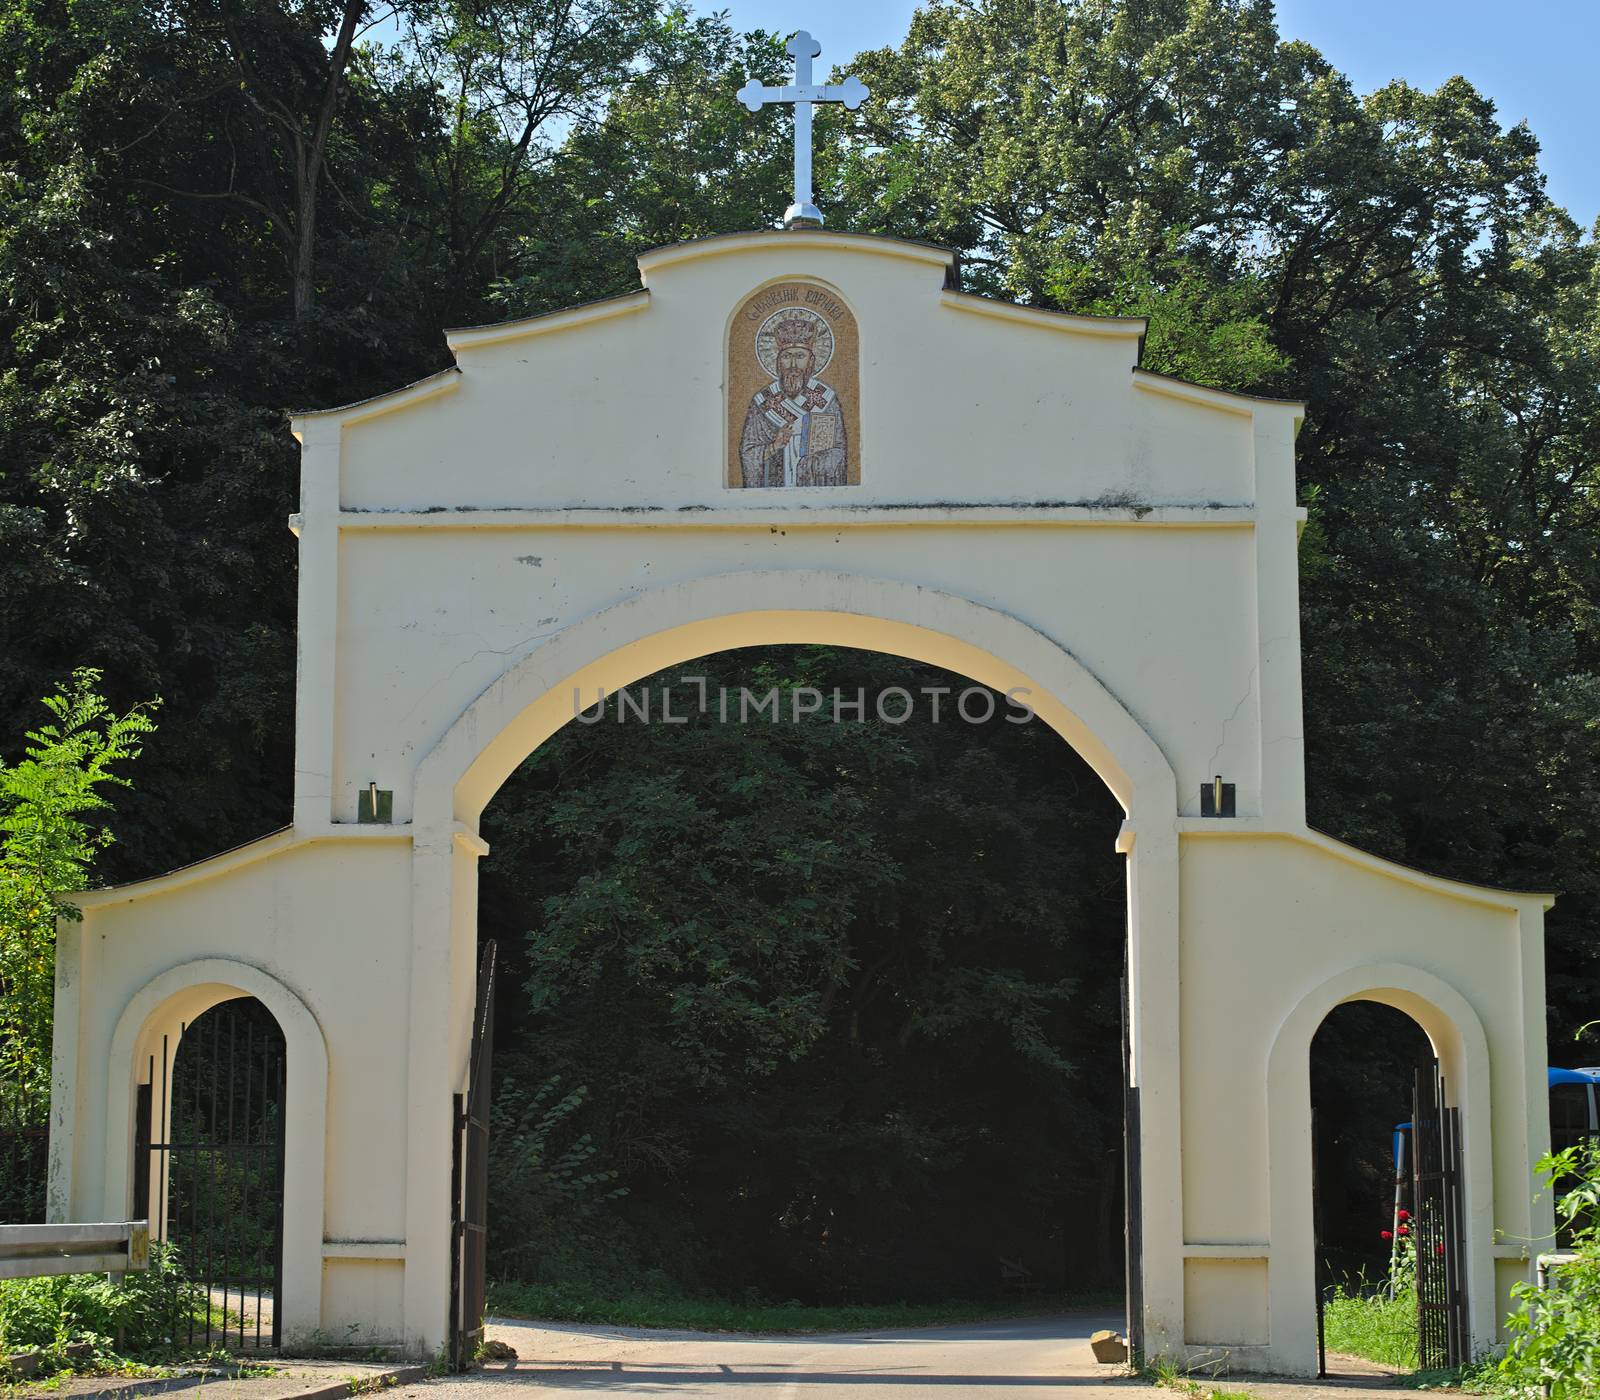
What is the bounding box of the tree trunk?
[292,182,319,321]
[289,0,363,319]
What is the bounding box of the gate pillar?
[1124,820,1184,1357]
[403,820,489,1355]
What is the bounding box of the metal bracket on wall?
[1199,775,1236,818]
[358,783,393,823]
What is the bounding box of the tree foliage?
[0,672,156,1108]
[479,648,1126,1299]
[831,0,1600,1047]
[1499,1140,1600,1397]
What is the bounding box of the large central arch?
[413,571,1179,826]
[403,569,1186,1353]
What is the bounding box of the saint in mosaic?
[728,282,859,488]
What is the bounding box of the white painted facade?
[48,230,1553,1371]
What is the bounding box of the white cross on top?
[737,31,868,228]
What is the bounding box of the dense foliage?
[0,673,154,1111]
[2,0,1596,1310]
[0,1244,206,1359]
[480,650,1125,1299]
[1499,1140,1600,1397]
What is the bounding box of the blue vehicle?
[1388,1068,1597,1250]
[1549,1065,1600,1153]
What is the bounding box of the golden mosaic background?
[726,280,861,487]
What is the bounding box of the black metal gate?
[1121,958,1144,1364]
[450,941,497,1370]
[1412,1064,1468,1369]
[135,997,287,1349]
[1311,1108,1327,1377]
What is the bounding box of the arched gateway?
[48,229,1553,1372]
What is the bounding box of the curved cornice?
[636,228,956,280]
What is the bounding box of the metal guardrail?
[0,1222,150,1280]
[1536,1250,1579,1290]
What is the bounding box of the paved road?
[384,1313,1412,1400]
[397,1312,1144,1398]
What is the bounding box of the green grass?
[485,1281,1118,1334]
[1321,1286,1419,1371]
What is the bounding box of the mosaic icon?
[728,282,859,488]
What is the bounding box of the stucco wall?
[52,838,415,1342]
[1178,830,1551,1364]
[331,523,1262,826]
[338,240,1252,513]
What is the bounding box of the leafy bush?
[1,671,156,1110]
[0,1243,204,1356]
[1497,1140,1600,1398]
[485,1074,626,1283]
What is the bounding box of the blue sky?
[709,0,1599,229]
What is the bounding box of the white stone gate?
[48,230,1553,1371]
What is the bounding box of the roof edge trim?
[1134,368,1307,419]
[637,229,955,279]
[1181,821,1555,910]
[1301,825,1557,910]
[66,825,413,910]
[940,289,1145,339]
[290,368,461,433]
[446,289,651,352]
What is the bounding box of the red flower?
[1397,1209,1411,1221]
[1381,1230,1393,1240]
[1398,1225,1410,1236]
[1436,1245,1446,1257]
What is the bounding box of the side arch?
[106,958,327,1341]
[1265,962,1495,1369]
[413,569,1179,828]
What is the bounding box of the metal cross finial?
[737,31,868,228]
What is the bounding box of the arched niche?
[106,958,328,1342]
[1265,963,1495,1370]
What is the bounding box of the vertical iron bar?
[240,1014,254,1350]
[134,1070,152,1229]
[272,1044,287,1349]
[199,1011,212,1348]
[161,1029,175,1354]
[1312,1108,1326,1377]
[1443,1103,1468,1367]
[257,1035,269,1348]
[449,1093,464,1369]
[185,1019,196,1349]
[1412,1068,1428,1369]
[1120,941,1144,1367]
[159,1036,170,1242]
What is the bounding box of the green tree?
[829,0,1600,1052]
[399,0,657,305]
[479,648,1128,1300]
[0,672,156,1109]
[488,9,793,316]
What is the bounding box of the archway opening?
[470,642,1130,1336]
[1310,999,1437,1374]
[140,995,287,1350]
